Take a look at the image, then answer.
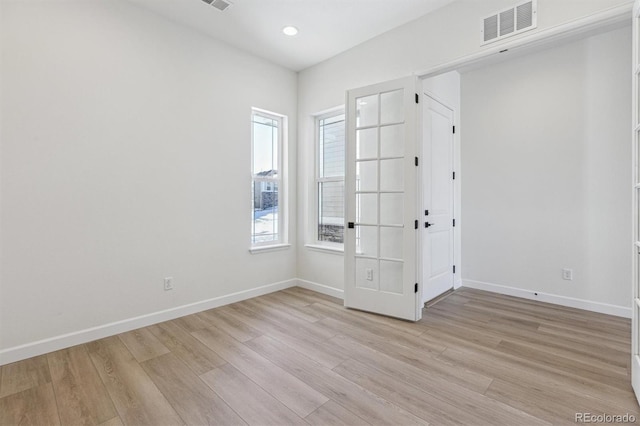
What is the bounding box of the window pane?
[318,181,344,243]
[637,72,640,127]
[380,89,404,124]
[380,158,403,192]
[355,225,377,257]
[253,115,278,175]
[252,180,279,243]
[637,187,640,242]
[253,114,276,126]
[380,193,403,225]
[319,114,345,178]
[356,95,378,128]
[637,128,640,185]
[380,226,403,260]
[356,193,377,225]
[357,128,377,159]
[356,160,377,192]
[380,124,404,158]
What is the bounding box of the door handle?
[425,222,433,228]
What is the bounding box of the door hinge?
[415,283,419,293]
[452,171,455,180]
[415,157,419,166]
[452,125,456,134]
[453,219,456,227]
[415,220,419,229]
[415,93,419,104]
[453,265,456,274]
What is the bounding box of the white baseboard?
[296,279,344,300]
[462,279,631,318]
[0,279,297,366]
[453,278,463,290]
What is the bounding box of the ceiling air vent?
[482,0,537,45]
[201,0,232,11]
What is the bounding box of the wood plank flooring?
[0,287,637,425]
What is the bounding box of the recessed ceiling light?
[282,26,298,36]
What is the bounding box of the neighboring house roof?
[256,170,277,177]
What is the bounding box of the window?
[316,110,346,244]
[251,109,284,246]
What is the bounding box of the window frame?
[250,108,286,249]
[313,107,346,250]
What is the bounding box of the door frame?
[632,0,640,405]
[418,91,459,305]
[413,2,631,301]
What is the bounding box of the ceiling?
[128,0,457,71]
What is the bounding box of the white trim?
[312,105,345,119]
[251,108,287,248]
[453,278,463,290]
[0,279,297,366]
[462,279,631,318]
[248,243,291,254]
[305,243,344,255]
[415,3,632,79]
[296,279,344,300]
[421,89,454,113]
[633,1,640,402]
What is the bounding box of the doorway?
[345,10,630,326]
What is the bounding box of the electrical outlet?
[562,269,573,281]
[366,268,373,281]
[164,277,174,291]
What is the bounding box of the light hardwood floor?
[0,287,637,425]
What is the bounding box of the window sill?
[305,244,344,255]
[249,243,291,254]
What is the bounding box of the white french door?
[632,0,640,405]
[344,76,422,321]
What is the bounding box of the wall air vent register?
[201,0,232,12]
[482,0,537,45]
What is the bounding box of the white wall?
[461,25,631,312]
[0,0,297,357]
[297,0,632,301]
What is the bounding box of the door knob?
[425,222,433,228]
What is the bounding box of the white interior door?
[422,95,455,303]
[632,0,640,405]
[344,76,421,321]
